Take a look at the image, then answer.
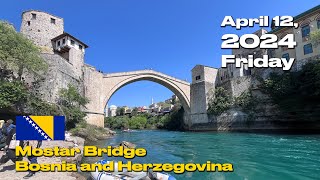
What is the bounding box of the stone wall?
[34,53,82,103]
[218,76,252,97]
[21,10,64,54]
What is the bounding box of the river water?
[85,130,320,180]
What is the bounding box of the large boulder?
[119,141,136,149]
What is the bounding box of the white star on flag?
[26,117,30,120]
[44,136,48,139]
[38,129,42,133]
[32,123,35,127]
[35,126,39,130]
[29,120,32,124]
[41,132,45,136]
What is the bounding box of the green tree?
[59,84,89,108]
[129,116,147,129]
[0,21,48,80]
[105,116,129,129]
[58,84,89,129]
[0,80,28,111]
[208,87,232,116]
[260,61,320,120]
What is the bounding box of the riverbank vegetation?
[105,106,184,131]
[208,87,256,116]
[260,60,320,120]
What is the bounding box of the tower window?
[71,40,75,45]
[27,21,30,26]
[303,43,313,55]
[62,38,66,44]
[31,13,36,20]
[57,40,61,47]
[51,18,56,24]
[318,20,320,29]
[79,45,83,50]
[196,75,201,80]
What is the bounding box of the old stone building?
[269,5,320,70]
[20,10,87,104]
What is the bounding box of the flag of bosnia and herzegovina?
[16,116,65,140]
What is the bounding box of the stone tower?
[20,10,64,53]
[19,10,88,104]
[190,65,218,128]
[21,10,87,79]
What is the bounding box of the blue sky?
[0,0,319,107]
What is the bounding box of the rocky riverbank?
[0,127,115,180]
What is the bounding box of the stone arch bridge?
[83,67,191,127]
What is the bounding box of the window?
[51,18,56,24]
[62,38,65,44]
[282,53,290,60]
[27,21,30,26]
[318,20,320,29]
[57,40,61,46]
[71,40,75,45]
[301,25,310,38]
[304,44,313,55]
[31,13,36,20]
[79,45,83,50]
[195,76,201,80]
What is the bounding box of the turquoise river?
[85,130,320,180]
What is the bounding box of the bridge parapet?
[103,70,190,85]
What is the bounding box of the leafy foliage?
[0,21,48,80]
[234,91,256,111]
[208,87,232,116]
[28,96,60,116]
[129,116,147,129]
[58,84,89,130]
[310,30,320,47]
[0,80,28,110]
[105,116,130,129]
[105,106,184,130]
[70,121,112,141]
[260,60,320,119]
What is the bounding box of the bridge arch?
[83,68,190,127]
[103,70,190,113]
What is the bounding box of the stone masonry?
[19,10,218,129]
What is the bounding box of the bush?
[105,116,129,129]
[70,122,112,141]
[28,96,60,116]
[208,87,232,116]
[0,80,28,110]
[129,116,147,129]
[234,91,256,111]
[105,106,184,131]
[58,84,89,130]
[260,60,320,119]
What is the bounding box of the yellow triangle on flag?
[30,116,54,140]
